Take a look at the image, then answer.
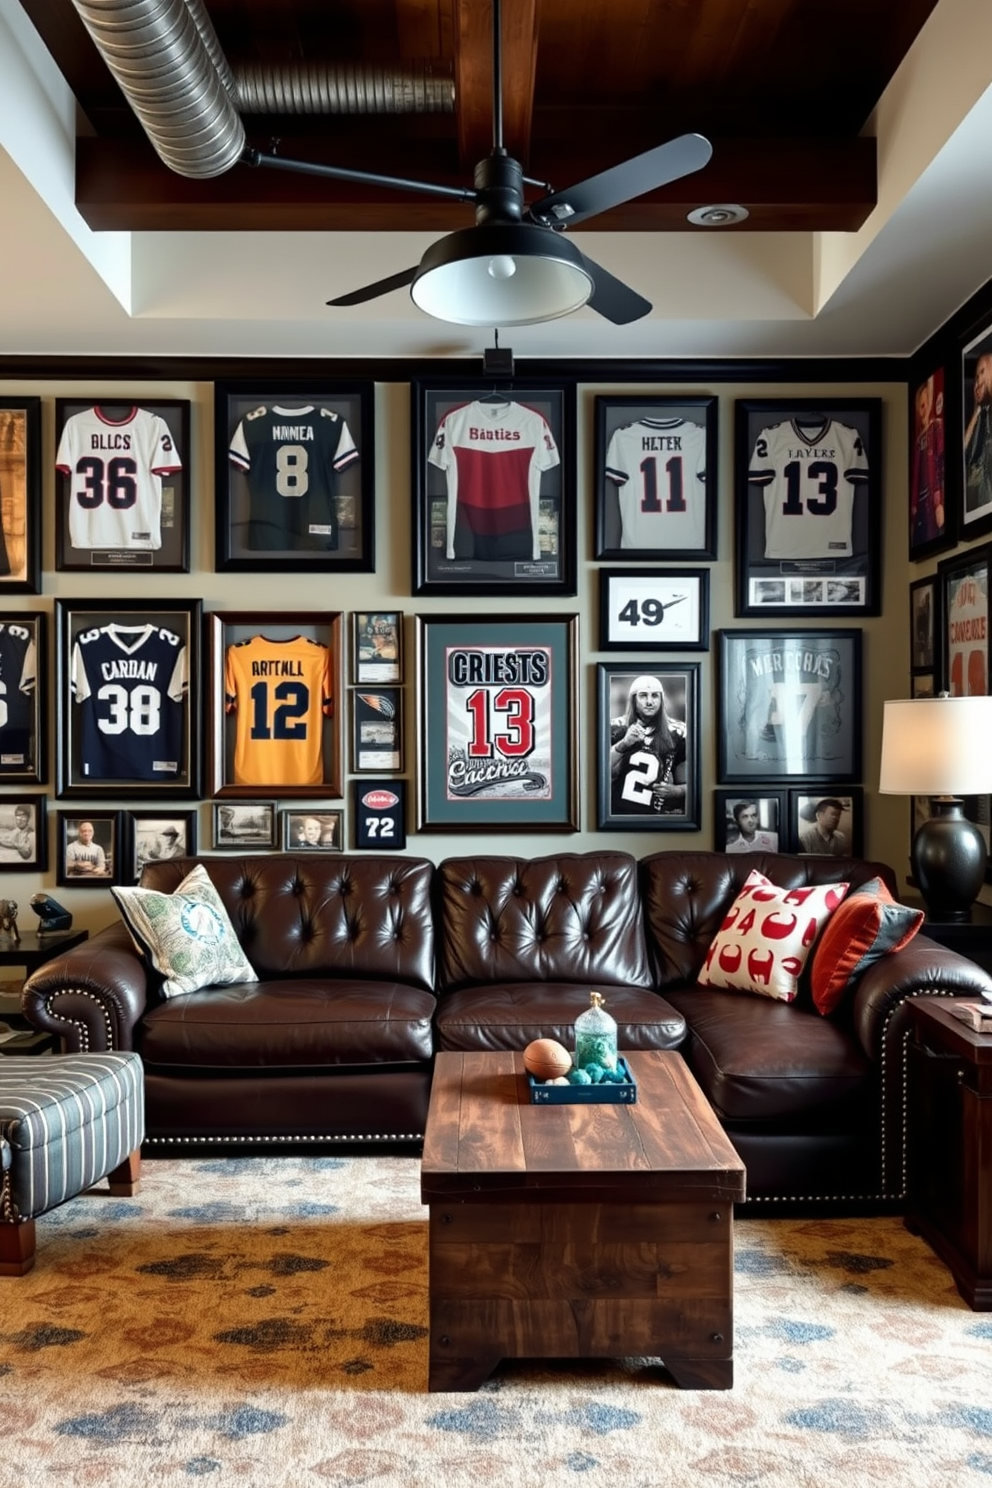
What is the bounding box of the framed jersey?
[55,399,190,573]
[596,663,701,831]
[215,381,374,572]
[0,397,41,593]
[412,380,576,597]
[908,365,954,562]
[56,599,201,799]
[594,395,717,561]
[734,398,882,617]
[0,611,45,783]
[938,544,991,699]
[207,610,342,798]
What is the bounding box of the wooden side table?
[916,902,992,977]
[0,929,89,1053]
[905,998,992,1310]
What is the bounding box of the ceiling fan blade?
[327,266,419,307]
[529,133,713,227]
[577,253,653,325]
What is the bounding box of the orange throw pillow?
[810,877,924,1016]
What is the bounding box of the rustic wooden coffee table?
[421,1048,746,1391]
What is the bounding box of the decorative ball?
[523,1037,572,1081]
[568,1068,592,1086]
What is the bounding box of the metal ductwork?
[233,62,454,116]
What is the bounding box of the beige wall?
[0,372,915,936]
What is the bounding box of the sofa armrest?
[21,923,151,1052]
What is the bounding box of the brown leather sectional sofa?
[22,849,992,1210]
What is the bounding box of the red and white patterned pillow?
[698,868,850,1003]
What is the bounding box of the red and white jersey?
[56,406,182,551]
[947,570,988,697]
[748,418,868,560]
[428,400,559,561]
[605,418,708,550]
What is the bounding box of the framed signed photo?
[206,611,342,799]
[125,809,196,882]
[55,599,201,799]
[55,398,190,573]
[0,397,41,593]
[713,790,784,855]
[597,663,701,831]
[0,612,45,783]
[716,628,863,785]
[56,810,120,887]
[788,788,864,858]
[962,318,992,538]
[353,611,402,684]
[214,381,375,572]
[734,398,882,616]
[0,795,46,871]
[910,575,936,673]
[938,544,989,695]
[599,568,709,651]
[352,687,403,773]
[281,808,342,851]
[411,381,576,597]
[416,613,578,831]
[909,367,952,560]
[593,395,717,560]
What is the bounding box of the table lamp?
[879,694,992,921]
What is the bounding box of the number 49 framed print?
[416,614,578,831]
[599,568,709,651]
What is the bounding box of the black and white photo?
[910,575,936,672]
[713,791,783,854]
[212,801,276,849]
[789,789,863,857]
[0,796,46,870]
[281,809,342,851]
[126,810,196,881]
[57,811,119,886]
[597,664,701,831]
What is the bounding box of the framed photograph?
[716,628,863,784]
[280,809,342,852]
[212,801,276,850]
[788,788,864,858]
[734,397,882,616]
[0,796,46,871]
[910,575,936,672]
[938,545,990,695]
[55,599,202,799]
[0,612,45,783]
[54,398,190,573]
[353,611,402,684]
[353,780,405,850]
[598,568,709,652]
[352,687,403,773]
[0,397,41,593]
[214,381,375,572]
[206,611,342,799]
[597,664,701,831]
[411,380,576,597]
[713,790,785,855]
[593,395,717,560]
[416,613,578,831]
[912,672,935,698]
[56,810,120,886]
[962,319,992,537]
[909,368,952,560]
[125,809,197,883]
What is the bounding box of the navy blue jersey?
[71,622,186,781]
[228,403,358,551]
[0,622,35,768]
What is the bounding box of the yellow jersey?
[224,634,333,786]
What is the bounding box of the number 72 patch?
[352,779,406,850]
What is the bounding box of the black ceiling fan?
[245,0,712,326]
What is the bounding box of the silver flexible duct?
[233,61,454,115]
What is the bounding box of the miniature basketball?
[523,1037,572,1081]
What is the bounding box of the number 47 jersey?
[71,623,187,781]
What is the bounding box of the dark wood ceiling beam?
[454,0,538,168]
[75,134,876,232]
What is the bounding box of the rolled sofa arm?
[21,923,151,1052]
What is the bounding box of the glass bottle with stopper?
[573,990,618,1072]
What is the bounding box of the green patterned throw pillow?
[112,864,257,999]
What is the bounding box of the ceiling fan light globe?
[410,226,593,327]
[487,255,517,280]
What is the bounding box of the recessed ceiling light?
[687,203,749,227]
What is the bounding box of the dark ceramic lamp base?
[913,798,988,922]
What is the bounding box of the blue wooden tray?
[528,1056,637,1104]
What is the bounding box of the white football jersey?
[605,418,708,550]
[748,418,868,560]
[57,406,182,551]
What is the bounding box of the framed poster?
[597,663,701,831]
[352,611,402,683]
[206,611,342,799]
[909,368,952,560]
[416,613,578,831]
[788,788,864,857]
[214,381,375,572]
[598,568,709,651]
[55,599,201,799]
[352,780,406,850]
[56,810,120,886]
[54,398,190,573]
[0,612,45,783]
[713,790,784,854]
[0,397,41,593]
[962,318,992,538]
[0,795,47,871]
[212,801,276,849]
[125,809,197,882]
[352,687,403,773]
[593,395,718,560]
[716,628,863,784]
[734,398,882,616]
[281,809,343,851]
[411,381,576,597]
[910,575,937,673]
[938,545,989,696]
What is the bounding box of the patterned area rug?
[3,1154,991,1487]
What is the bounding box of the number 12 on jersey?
[600,570,707,651]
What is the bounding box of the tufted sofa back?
[138,854,436,991]
[638,850,898,990]
[435,851,653,992]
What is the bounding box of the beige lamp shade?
[879,696,992,796]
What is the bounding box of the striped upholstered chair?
[0,1053,144,1274]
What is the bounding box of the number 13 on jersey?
[600,569,707,650]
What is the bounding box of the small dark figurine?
[0,898,20,944]
[29,893,73,935]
